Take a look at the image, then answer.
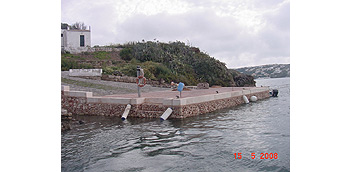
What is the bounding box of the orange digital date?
[234,153,278,159]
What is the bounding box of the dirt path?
[61,71,169,96]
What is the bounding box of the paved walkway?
[61,71,264,98]
[104,87,255,99]
[61,71,169,96]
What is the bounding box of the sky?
[61,0,290,68]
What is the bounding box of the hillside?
[62,41,255,87]
[235,64,290,79]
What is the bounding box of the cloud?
[118,9,239,42]
[61,0,290,68]
[61,0,120,45]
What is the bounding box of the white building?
[61,26,91,54]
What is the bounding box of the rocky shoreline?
[61,109,72,131]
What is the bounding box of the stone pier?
[61,85,270,119]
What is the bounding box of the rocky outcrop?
[228,69,256,87]
[233,74,256,87]
[61,109,72,131]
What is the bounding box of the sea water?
[62,77,290,171]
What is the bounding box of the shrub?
[102,66,114,75]
[121,64,138,76]
[61,59,93,71]
[120,48,133,61]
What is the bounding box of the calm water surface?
[62,77,290,171]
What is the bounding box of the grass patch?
[93,51,111,60]
[61,53,84,60]
[61,59,94,71]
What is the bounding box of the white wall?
[61,30,64,47]
[61,29,91,53]
[69,69,102,77]
[65,30,91,48]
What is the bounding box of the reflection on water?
[62,77,290,172]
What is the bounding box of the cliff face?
[235,64,290,79]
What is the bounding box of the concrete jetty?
[61,85,270,119]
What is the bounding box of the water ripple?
[62,78,290,172]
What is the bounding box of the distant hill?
[235,64,290,79]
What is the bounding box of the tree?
[70,22,87,30]
[61,23,69,29]
[119,48,133,61]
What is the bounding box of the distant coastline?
[234,64,290,79]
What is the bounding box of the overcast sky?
[61,0,290,68]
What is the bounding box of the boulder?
[197,83,209,89]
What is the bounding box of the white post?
[243,95,249,104]
[121,104,131,120]
[160,108,173,120]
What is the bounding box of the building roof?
[62,29,90,32]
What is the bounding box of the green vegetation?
[61,41,256,87]
[61,22,88,30]
[62,53,84,60]
[119,48,132,61]
[114,41,234,86]
[61,59,93,71]
[93,51,111,60]
[102,60,185,84]
[61,23,69,29]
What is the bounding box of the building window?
[61,34,63,37]
[80,35,85,47]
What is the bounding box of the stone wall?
[87,47,122,52]
[62,47,122,54]
[61,86,270,119]
[171,91,269,118]
[101,75,165,86]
